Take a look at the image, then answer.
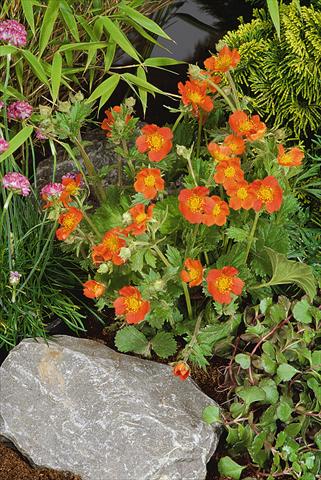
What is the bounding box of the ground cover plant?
[0,10,320,480]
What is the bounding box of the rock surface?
[0,336,221,480]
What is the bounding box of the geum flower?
[204,45,240,73]
[60,172,83,206]
[173,362,190,381]
[181,258,203,287]
[277,145,304,167]
[125,204,154,236]
[0,20,27,47]
[213,158,244,190]
[191,69,222,93]
[56,207,83,241]
[136,124,173,162]
[252,176,283,213]
[203,195,230,226]
[207,142,233,163]
[92,227,127,266]
[2,172,31,196]
[114,286,150,324]
[207,266,244,304]
[227,180,256,210]
[223,134,245,155]
[178,186,209,224]
[0,139,9,154]
[7,101,33,120]
[178,80,213,117]
[83,280,106,299]
[101,105,132,137]
[134,168,164,200]
[229,111,266,142]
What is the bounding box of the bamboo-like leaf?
[22,50,49,86]
[0,126,33,163]
[120,3,171,40]
[267,0,281,40]
[126,20,169,52]
[51,51,62,104]
[122,72,163,95]
[59,42,108,52]
[144,57,185,67]
[59,0,80,42]
[39,0,60,57]
[86,74,120,104]
[100,17,141,62]
[136,66,148,116]
[104,41,116,72]
[21,0,35,35]
[0,46,17,56]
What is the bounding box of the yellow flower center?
[104,236,119,252]
[216,275,232,293]
[63,215,76,229]
[258,186,274,202]
[187,195,204,213]
[224,166,235,178]
[228,142,237,153]
[212,204,221,216]
[237,187,248,200]
[144,175,156,187]
[279,154,291,164]
[217,55,231,69]
[189,268,199,281]
[239,120,253,133]
[148,133,164,151]
[188,91,202,104]
[125,296,142,313]
[136,213,148,224]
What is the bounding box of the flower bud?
[9,271,21,286]
[119,247,131,261]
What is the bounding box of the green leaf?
[226,226,249,243]
[145,250,156,268]
[101,17,141,62]
[51,52,62,104]
[21,0,35,35]
[202,405,221,424]
[131,249,145,273]
[119,3,171,40]
[22,50,49,86]
[0,126,33,163]
[293,299,313,324]
[122,72,163,95]
[136,66,148,117]
[0,45,18,56]
[261,353,277,374]
[267,0,281,40]
[39,0,60,57]
[104,41,116,72]
[236,386,266,406]
[311,351,321,371]
[144,57,185,67]
[260,379,279,405]
[235,353,251,369]
[277,364,299,382]
[314,431,321,450]
[218,456,245,480]
[115,326,149,354]
[59,0,80,42]
[264,248,317,301]
[86,74,120,104]
[151,331,177,358]
[166,245,182,268]
[276,401,292,422]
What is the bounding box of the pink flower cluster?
[41,182,63,200]
[0,20,27,47]
[7,101,33,120]
[0,139,9,154]
[2,172,31,196]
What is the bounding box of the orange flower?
[136,124,173,162]
[60,173,83,206]
[208,142,233,162]
[252,176,283,213]
[207,266,244,304]
[83,280,106,299]
[178,186,209,224]
[227,180,257,210]
[92,227,127,265]
[173,362,190,381]
[101,106,131,137]
[178,80,214,116]
[223,134,245,155]
[180,258,203,287]
[113,286,150,324]
[277,145,304,167]
[203,195,230,226]
[126,204,154,236]
[190,70,222,93]
[229,111,266,141]
[56,207,83,241]
[134,168,164,200]
[204,45,240,73]
[213,158,244,190]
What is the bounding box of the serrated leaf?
[145,250,156,268]
[226,226,249,243]
[276,363,299,382]
[293,299,313,324]
[166,245,182,268]
[131,249,145,272]
[235,353,251,369]
[218,456,245,480]
[202,405,221,424]
[151,331,177,358]
[115,326,148,354]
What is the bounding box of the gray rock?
[0,336,221,480]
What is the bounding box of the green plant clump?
[222,2,321,139]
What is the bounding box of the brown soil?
[0,443,81,480]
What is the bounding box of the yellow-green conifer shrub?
[222,2,321,139]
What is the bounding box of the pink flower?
[41,182,63,200]
[0,101,4,110]
[2,172,31,196]
[0,139,9,154]
[7,101,33,120]
[62,171,84,187]
[0,20,27,47]
[35,129,47,140]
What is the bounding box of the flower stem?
[182,281,193,320]
[187,154,198,186]
[196,111,203,159]
[121,139,135,178]
[0,190,13,235]
[172,112,184,133]
[182,312,203,360]
[75,197,100,238]
[153,244,170,267]
[208,78,236,112]
[226,71,241,111]
[244,211,260,263]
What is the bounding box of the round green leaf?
[218,456,245,480]
[277,363,299,382]
[235,353,251,369]
[202,405,221,424]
